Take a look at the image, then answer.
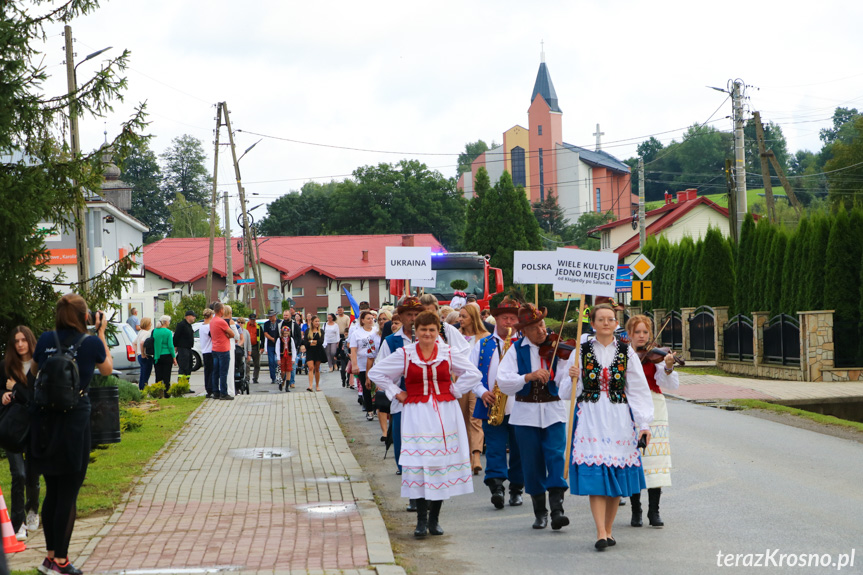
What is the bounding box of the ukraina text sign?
[552,248,618,297]
[513,251,557,284]
[385,246,433,280]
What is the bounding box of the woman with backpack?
[32,294,113,574]
[1,326,41,542]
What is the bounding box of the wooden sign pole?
[563,295,587,480]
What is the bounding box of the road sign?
[615,265,632,293]
[236,278,255,285]
[629,254,655,280]
[632,280,652,301]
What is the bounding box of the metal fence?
[723,314,754,362]
[688,306,715,360]
[659,311,683,351]
[834,320,863,368]
[763,314,800,366]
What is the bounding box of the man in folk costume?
[497,304,573,531]
[469,296,524,510]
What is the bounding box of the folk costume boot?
[406,498,418,512]
[647,488,664,527]
[487,478,506,509]
[548,488,570,530]
[414,498,429,537]
[509,484,524,507]
[428,500,444,536]
[530,493,549,529]
[630,492,643,527]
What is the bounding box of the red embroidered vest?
[403,353,456,404]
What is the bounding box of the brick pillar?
[752,311,770,368]
[653,309,667,342]
[628,306,643,317]
[713,306,730,364]
[681,307,696,362]
[799,310,835,382]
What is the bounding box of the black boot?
[530,493,548,529]
[428,500,444,535]
[647,488,664,527]
[414,498,429,537]
[487,478,505,509]
[509,484,524,507]
[548,488,570,530]
[630,492,643,527]
[406,498,417,512]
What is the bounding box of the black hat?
[185,310,197,317]
[248,312,257,319]
[267,309,277,316]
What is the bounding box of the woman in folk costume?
[276,324,297,392]
[625,315,678,527]
[562,303,654,551]
[369,310,492,538]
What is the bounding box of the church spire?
[531,47,560,113]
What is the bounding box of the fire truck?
[389,252,504,310]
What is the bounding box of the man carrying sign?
[496,304,573,531]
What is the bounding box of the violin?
[636,346,686,367]
[538,333,578,362]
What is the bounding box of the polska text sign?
[552,248,618,297]
[513,251,557,284]
[385,246,432,280]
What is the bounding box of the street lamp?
[64,23,112,290]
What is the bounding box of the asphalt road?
[329,372,863,575]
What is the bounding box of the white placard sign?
[385,246,433,280]
[513,250,557,284]
[552,248,619,297]
[412,271,437,288]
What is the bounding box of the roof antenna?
[103,121,108,145]
[540,39,545,63]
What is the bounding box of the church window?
[539,149,545,201]
[595,188,602,213]
[538,125,543,135]
[511,146,526,188]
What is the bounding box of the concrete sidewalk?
[10,368,403,575]
[673,371,863,402]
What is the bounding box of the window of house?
[539,149,545,201]
[317,307,327,321]
[595,188,601,213]
[602,231,610,249]
[538,125,543,135]
[511,146,526,188]
[342,283,352,294]
[292,287,304,297]
[316,286,327,296]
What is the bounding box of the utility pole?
[206,103,223,303]
[753,111,776,223]
[725,159,737,242]
[223,190,234,301]
[222,103,265,316]
[638,157,646,249]
[732,80,747,240]
[64,25,91,291]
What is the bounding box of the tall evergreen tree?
[653,236,672,309]
[160,135,212,207]
[122,139,167,242]
[676,237,696,309]
[767,230,788,315]
[532,189,568,237]
[664,242,682,311]
[824,206,861,364]
[791,218,812,313]
[779,229,799,314]
[736,214,756,314]
[464,167,490,251]
[695,227,735,307]
[751,220,775,312]
[805,214,831,311]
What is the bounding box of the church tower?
[528,46,563,203]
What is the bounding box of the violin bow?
[642,315,672,351]
[549,296,572,360]
[563,294,586,480]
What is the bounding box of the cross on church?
[540,39,545,63]
[593,123,605,151]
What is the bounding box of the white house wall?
[485,146,505,186]
[556,145,591,223]
[660,205,731,244]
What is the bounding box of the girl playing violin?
[624,314,679,529]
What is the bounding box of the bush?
[144,381,166,399]
[167,380,190,397]
[119,407,144,432]
[90,374,120,388]
[118,380,143,404]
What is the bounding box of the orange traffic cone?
[0,485,25,553]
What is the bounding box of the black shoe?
[630,492,643,527]
[595,539,608,551]
[278,383,283,391]
[647,488,664,527]
[380,436,387,442]
[285,386,290,392]
[205,393,212,399]
[428,500,444,535]
[396,469,402,476]
[530,493,548,529]
[220,394,234,400]
[549,488,570,530]
[509,485,524,507]
[489,479,505,509]
[406,498,417,512]
[50,559,83,574]
[413,499,428,537]
[606,536,616,547]
[253,379,258,384]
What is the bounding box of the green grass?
[0,397,204,518]
[731,399,863,433]
[644,188,785,211]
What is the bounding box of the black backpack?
[143,335,155,357]
[34,332,87,412]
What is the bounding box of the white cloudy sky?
[39,0,863,233]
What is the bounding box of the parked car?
[88,322,139,383]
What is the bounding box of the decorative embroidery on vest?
[579,340,628,404]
